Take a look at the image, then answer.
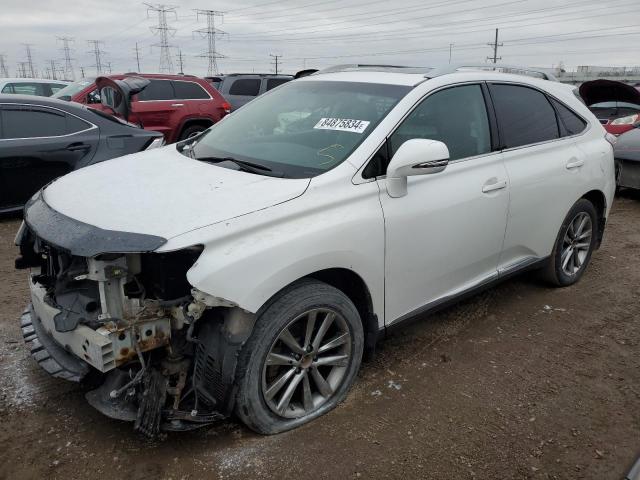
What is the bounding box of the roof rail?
[426,63,558,81]
[317,64,434,74]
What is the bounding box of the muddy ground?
[1,194,639,480]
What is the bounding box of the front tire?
[542,199,597,287]
[234,280,364,434]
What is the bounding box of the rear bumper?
[617,159,640,189]
[20,304,89,382]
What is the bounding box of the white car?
[16,64,615,436]
[0,78,71,97]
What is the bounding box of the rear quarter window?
[266,78,291,91]
[550,98,587,136]
[228,78,261,96]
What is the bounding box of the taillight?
[605,133,617,146]
[221,101,231,114]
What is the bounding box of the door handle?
[65,142,90,152]
[482,179,507,193]
[171,103,184,107]
[566,159,584,170]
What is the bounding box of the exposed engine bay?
[16,220,255,437]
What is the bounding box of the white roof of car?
[0,78,71,85]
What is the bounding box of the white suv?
[16,64,615,436]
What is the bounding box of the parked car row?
[14,63,617,438]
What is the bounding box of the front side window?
[228,78,261,96]
[390,84,491,161]
[173,81,210,99]
[191,81,410,178]
[490,84,559,148]
[136,80,174,101]
[51,78,96,99]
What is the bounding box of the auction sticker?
[314,118,370,133]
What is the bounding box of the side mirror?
[386,139,450,198]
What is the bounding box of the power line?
[269,53,282,74]
[87,39,106,75]
[194,9,226,76]
[22,44,36,78]
[58,36,75,81]
[487,28,502,63]
[146,3,178,74]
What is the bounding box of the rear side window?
[550,98,587,136]
[1,83,48,96]
[173,81,210,99]
[66,114,91,133]
[266,78,290,91]
[228,79,261,96]
[137,80,174,101]
[490,84,559,148]
[49,83,68,94]
[1,106,67,138]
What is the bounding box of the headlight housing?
[611,114,639,125]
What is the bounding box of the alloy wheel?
[261,308,352,419]
[561,212,593,276]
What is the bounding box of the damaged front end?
[16,193,253,436]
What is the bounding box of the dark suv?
[215,74,292,111]
[53,74,230,143]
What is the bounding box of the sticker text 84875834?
[313,118,371,134]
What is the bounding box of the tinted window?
[228,79,261,96]
[490,84,559,148]
[266,78,290,91]
[1,106,67,138]
[172,81,210,99]
[137,80,174,101]
[550,98,587,136]
[66,114,91,133]
[49,83,68,94]
[1,83,48,96]
[389,84,491,161]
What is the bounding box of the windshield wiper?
[196,156,285,177]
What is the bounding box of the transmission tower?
[487,28,502,64]
[48,60,59,80]
[146,3,178,73]
[57,36,75,81]
[0,55,8,77]
[87,40,106,75]
[270,54,282,75]
[17,62,28,78]
[22,44,36,77]
[177,49,185,74]
[194,9,226,76]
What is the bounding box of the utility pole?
[22,44,36,77]
[133,42,142,72]
[146,3,178,74]
[194,9,226,76]
[87,40,106,75]
[80,66,86,78]
[449,43,454,64]
[270,54,282,75]
[177,49,185,74]
[58,36,75,81]
[487,28,502,64]
[0,54,8,77]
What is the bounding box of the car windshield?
[52,78,96,99]
[190,80,411,178]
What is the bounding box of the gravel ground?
[0,193,639,480]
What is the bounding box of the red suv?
[53,74,230,143]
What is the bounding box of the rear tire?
[234,279,364,435]
[541,199,597,287]
[178,124,207,141]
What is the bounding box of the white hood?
[43,146,310,239]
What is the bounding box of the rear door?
[0,103,98,211]
[489,83,590,272]
[130,79,183,142]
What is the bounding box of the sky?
[0,0,638,80]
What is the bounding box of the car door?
[130,79,183,142]
[488,83,590,272]
[378,83,509,324]
[0,103,98,211]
